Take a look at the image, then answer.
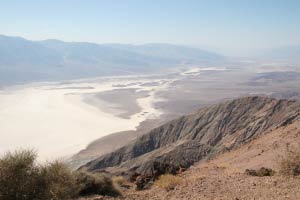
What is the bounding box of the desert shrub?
[245,167,275,177]
[0,149,41,200]
[245,169,257,176]
[154,174,183,191]
[279,147,300,176]
[0,149,121,200]
[75,171,121,197]
[0,149,78,200]
[112,176,128,187]
[39,160,78,200]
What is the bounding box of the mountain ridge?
[0,35,223,85]
[97,120,300,200]
[80,96,300,188]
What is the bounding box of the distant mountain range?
[0,35,223,85]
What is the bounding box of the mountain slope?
[0,35,223,85]
[96,121,300,200]
[0,35,64,84]
[0,35,62,67]
[81,96,300,187]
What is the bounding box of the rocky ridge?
[80,96,300,188]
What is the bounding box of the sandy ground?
[2,65,299,161]
[83,89,149,119]
[0,75,175,160]
[0,67,233,160]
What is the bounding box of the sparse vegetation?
[39,160,78,200]
[0,149,43,200]
[279,147,300,176]
[0,149,121,200]
[76,171,121,197]
[112,176,128,188]
[154,174,183,191]
[245,167,275,177]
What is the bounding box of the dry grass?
[154,174,183,191]
[76,172,121,197]
[112,176,127,186]
[279,147,300,176]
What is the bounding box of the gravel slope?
[81,121,300,200]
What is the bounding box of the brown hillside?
[82,121,300,200]
[80,96,300,189]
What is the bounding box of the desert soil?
[82,121,300,200]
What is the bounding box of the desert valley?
[1,1,300,199]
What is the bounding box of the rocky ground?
[79,121,300,200]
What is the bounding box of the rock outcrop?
[80,96,300,188]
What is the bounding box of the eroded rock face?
[80,96,300,188]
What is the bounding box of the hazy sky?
[0,0,299,56]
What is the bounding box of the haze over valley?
[1,1,300,199]
[1,47,300,161]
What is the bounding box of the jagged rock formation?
[80,96,300,188]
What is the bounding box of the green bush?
[0,149,121,200]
